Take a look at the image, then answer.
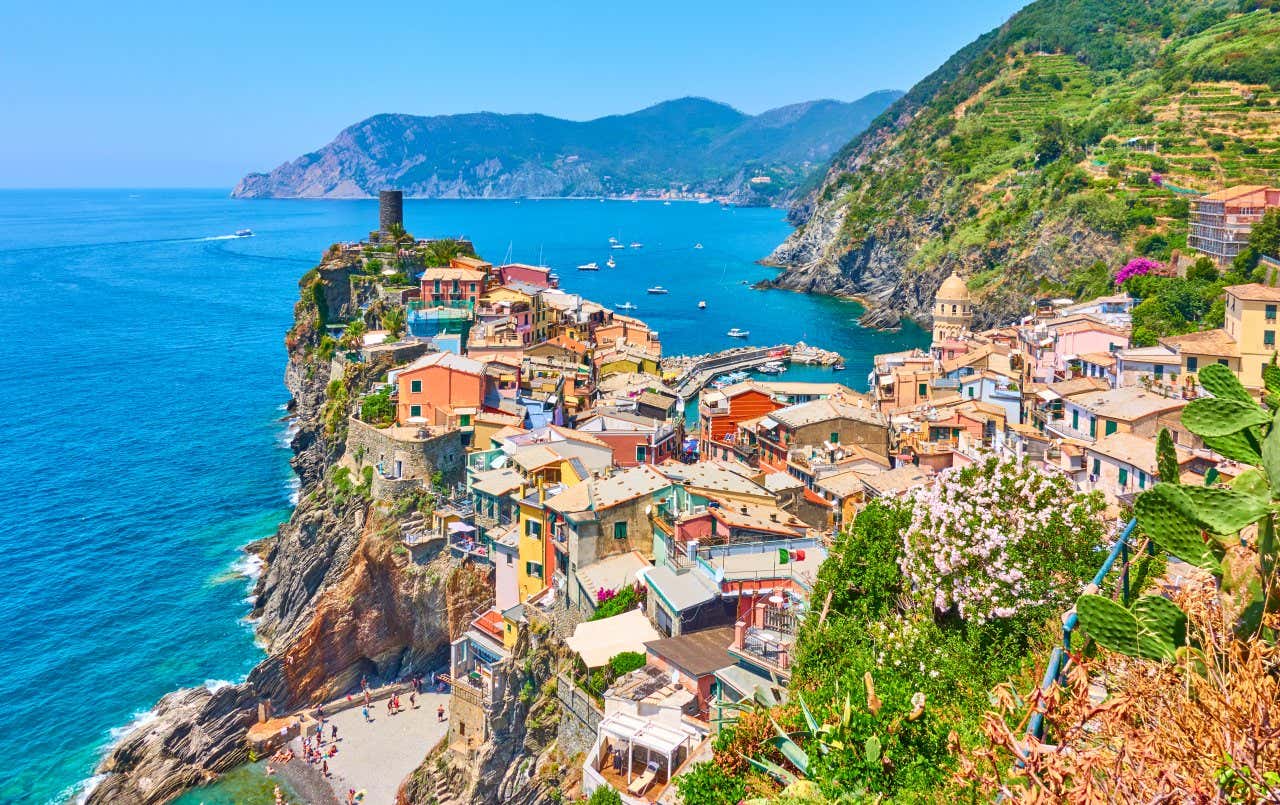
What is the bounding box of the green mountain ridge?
[231,93,902,202]
[768,0,1280,329]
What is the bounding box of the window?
[459,414,471,426]
[1118,467,1129,487]
[1219,359,1229,366]
[1091,458,1101,476]
[918,383,928,397]
[506,553,513,566]
[525,519,541,538]
[1186,356,1198,372]
[1072,409,1079,430]
[1089,417,1097,438]
[1266,330,1276,347]
[410,379,422,393]
[525,561,543,579]
[951,304,957,314]
[1138,471,1147,489]
[1154,364,1163,379]
[829,431,840,444]
[636,445,648,463]
[968,386,976,398]
[1104,420,1118,436]
[613,521,628,540]
[1267,304,1276,322]
[410,405,422,418]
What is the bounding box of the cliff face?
[87,254,490,804]
[231,94,902,204]
[766,0,1277,329]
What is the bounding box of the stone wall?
[554,672,603,759]
[346,417,466,486]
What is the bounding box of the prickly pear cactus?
[1076,593,1186,661]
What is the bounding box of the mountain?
[232,92,903,203]
[766,0,1280,328]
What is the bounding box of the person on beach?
[361,705,370,722]
[409,691,417,709]
[331,723,339,741]
[437,704,445,722]
[347,790,356,805]
[387,697,394,716]
[322,759,330,777]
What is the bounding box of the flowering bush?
[899,453,1106,623]
[1150,172,1163,187]
[1115,256,1163,286]
[595,587,616,604]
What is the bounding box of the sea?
[0,189,927,804]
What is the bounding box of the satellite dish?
[491,455,508,469]
[768,594,785,605]
[644,504,652,515]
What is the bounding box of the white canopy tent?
[597,712,700,791]
[565,609,660,668]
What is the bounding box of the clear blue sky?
[1,0,1027,188]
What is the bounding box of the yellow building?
[514,453,590,602]
[1161,283,1280,389]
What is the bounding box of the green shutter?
[1105,420,1118,436]
[1118,468,1128,487]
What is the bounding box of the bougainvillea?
[1150,172,1163,187]
[899,453,1107,623]
[1115,257,1163,286]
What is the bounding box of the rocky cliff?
[86,250,490,804]
[231,94,902,204]
[765,0,1280,329]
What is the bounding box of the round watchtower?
[379,190,404,236]
[932,271,973,344]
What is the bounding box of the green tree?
[382,306,407,339]
[340,319,367,349]
[587,786,623,805]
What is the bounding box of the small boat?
[630,242,644,249]
[663,201,672,206]
[616,302,637,311]
[832,362,846,371]
[697,300,707,309]
[235,228,254,237]
[606,256,616,268]
[646,286,669,295]
[727,328,750,338]
[758,361,785,375]
[608,236,619,245]
[577,262,599,271]
[611,242,627,249]
[694,243,703,249]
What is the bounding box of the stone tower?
[379,190,404,236]
[932,271,973,345]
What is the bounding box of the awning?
[878,374,894,386]
[565,609,661,668]
[448,521,476,534]
[758,417,778,430]
[1036,389,1061,402]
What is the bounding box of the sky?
[0,0,1028,188]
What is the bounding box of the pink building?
[1021,315,1128,384]
[497,263,557,288]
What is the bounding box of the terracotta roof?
[768,397,887,429]
[1087,432,1191,474]
[1226,283,1280,302]
[1077,351,1117,367]
[706,496,808,537]
[1201,184,1274,202]
[421,266,487,282]
[1069,387,1187,421]
[402,350,485,376]
[1160,329,1239,358]
[862,466,933,497]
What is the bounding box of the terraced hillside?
[767,0,1280,329]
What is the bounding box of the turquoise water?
[0,190,926,804]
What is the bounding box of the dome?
[937,271,970,301]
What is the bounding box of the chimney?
[733,620,746,649]
[538,478,546,504]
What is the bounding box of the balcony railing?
[1026,519,1138,741]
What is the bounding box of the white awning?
[448,521,476,534]
[758,417,778,430]
[1036,389,1061,402]
[565,609,660,668]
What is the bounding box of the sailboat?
[697,301,707,309]
[606,255,616,268]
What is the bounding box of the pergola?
[597,712,697,792]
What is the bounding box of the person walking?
[331,723,339,741]
[361,705,371,723]
[437,703,445,722]
[409,691,417,709]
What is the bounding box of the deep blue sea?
[0,190,926,804]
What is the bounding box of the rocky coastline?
[85,254,488,805]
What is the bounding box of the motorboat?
[577,262,599,271]
[694,243,703,249]
[646,286,669,294]
[832,362,846,371]
[235,229,254,237]
[606,256,616,268]
[630,242,644,248]
[726,328,750,338]
[611,242,627,249]
[697,300,706,309]
[757,361,785,374]
[616,302,637,311]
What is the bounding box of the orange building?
[395,351,486,427]
[594,314,661,357]
[698,383,784,460]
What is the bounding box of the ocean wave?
[231,552,264,583]
[203,679,233,693]
[62,772,104,805]
[107,706,159,743]
[286,477,300,505]
[277,418,299,449]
